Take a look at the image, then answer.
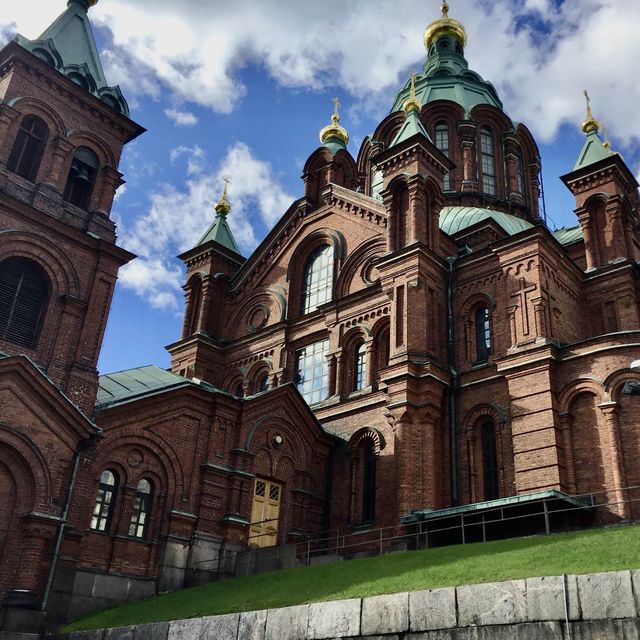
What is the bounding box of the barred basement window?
[90,470,118,532]
[7,115,49,182]
[64,146,99,209]
[301,244,334,314]
[0,258,49,348]
[128,478,153,539]
[480,127,496,196]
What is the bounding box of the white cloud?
[2,1,640,149]
[113,183,127,202]
[117,143,293,309]
[164,108,198,126]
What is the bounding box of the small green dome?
[439,206,533,237]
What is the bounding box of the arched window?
[186,276,203,336]
[516,152,526,196]
[90,470,118,532]
[295,339,330,405]
[480,127,496,196]
[235,382,245,398]
[128,479,153,539]
[0,258,49,348]
[257,373,270,393]
[7,115,49,182]
[354,342,367,392]
[395,185,410,248]
[435,122,451,191]
[481,422,499,500]
[375,325,390,384]
[64,146,99,209]
[301,244,334,314]
[475,307,491,363]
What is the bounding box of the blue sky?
[2,0,639,375]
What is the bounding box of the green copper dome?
[439,206,533,237]
[392,5,502,114]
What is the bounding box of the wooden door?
[249,479,282,548]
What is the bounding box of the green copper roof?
[439,206,533,237]
[323,137,347,155]
[391,36,502,115]
[96,365,193,410]
[390,109,433,146]
[553,225,583,246]
[14,0,129,116]
[573,130,612,171]
[197,213,241,253]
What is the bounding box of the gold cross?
[332,96,340,117]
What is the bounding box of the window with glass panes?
[354,342,367,391]
[90,470,117,532]
[435,123,451,190]
[295,339,329,404]
[301,245,334,314]
[8,115,48,182]
[128,479,153,538]
[480,127,496,195]
[475,307,491,362]
[516,152,525,195]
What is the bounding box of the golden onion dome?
[424,1,467,51]
[319,97,349,147]
[402,73,422,114]
[581,90,599,135]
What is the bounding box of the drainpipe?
[41,438,92,613]
[446,256,460,506]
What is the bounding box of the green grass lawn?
[64,524,640,632]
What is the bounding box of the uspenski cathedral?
[1,0,639,634]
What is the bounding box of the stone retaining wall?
[59,569,640,640]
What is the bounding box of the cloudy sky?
[2,0,639,374]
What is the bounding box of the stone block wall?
[57,569,640,640]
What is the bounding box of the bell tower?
[0,0,144,413]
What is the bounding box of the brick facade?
[1,1,640,633]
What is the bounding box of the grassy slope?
[65,524,640,632]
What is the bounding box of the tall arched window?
[481,422,499,500]
[435,122,451,191]
[361,441,376,522]
[7,115,49,182]
[354,342,367,391]
[64,146,99,209]
[257,373,270,393]
[129,479,153,539]
[475,307,491,363]
[516,152,526,196]
[480,127,496,196]
[301,244,334,314]
[375,325,390,384]
[0,257,49,348]
[90,470,118,532]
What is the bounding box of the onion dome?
[215,177,231,216]
[423,1,467,51]
[581,90,599,135]
[68,0,98,11]
[320,97,349,153]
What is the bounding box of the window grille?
[480,127,496,196]
[301,244,334,314]
[435,122,451,190]
[354,342,367,391]
[128,479,153,539]
[0,258,48,348]
[295,339,329,405]
[90,470,117,532]
[7,115,48,182]
[475,307,491,363]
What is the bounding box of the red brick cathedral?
[1,0,639,634]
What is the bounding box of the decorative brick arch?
[335,237,385,298]
[462,403,509,503]
[605,369,640,402]
[0,424,51,508]
[348,427,386,455]
[66,130,116,169]
[6,96,66,138]
[226,287,286,337]
[557,378,606,414]
[244,416,309,471]
[0,229,80,298]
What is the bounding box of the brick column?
[45,137,75,191]
[599,403,630,519]
[558,413,576,494]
